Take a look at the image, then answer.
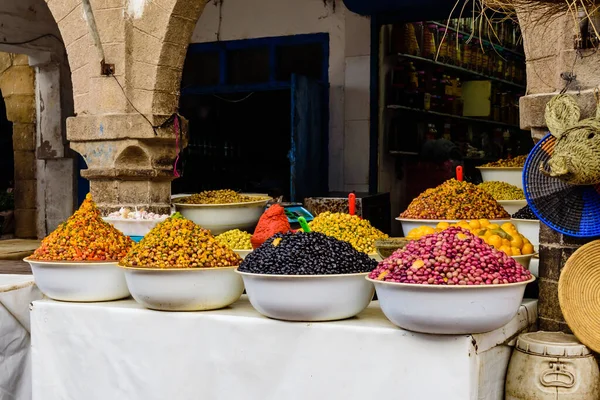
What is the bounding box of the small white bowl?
[234,249,252,259]
[396,218,511,236]
[511,254,533,269]
[369,276,535,334]
[173,194,271,235]
[511,218,540,250]
[102,216,168,237]
[497,200,527,216]
[24,258,130,302]
[237,271,374,321]
[121,266,243,311]
[477,167,523,189]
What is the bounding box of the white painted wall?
[190,0,371,193]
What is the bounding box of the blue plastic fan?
[523,133,600,238]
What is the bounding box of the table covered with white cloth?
[0,275,42,400]
[31,296,537,400]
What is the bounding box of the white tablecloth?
[0,275,42,400]
[31,297,537,400]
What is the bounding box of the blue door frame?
[181,34,331,200]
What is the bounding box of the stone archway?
[42,0,210,214]
[0,53,37,238]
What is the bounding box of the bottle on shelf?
[438,27,449,62]
[422,24,438,59]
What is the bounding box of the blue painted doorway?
[174,33,330,202]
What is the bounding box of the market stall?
[30,296,537,400]
[0,274,43,400]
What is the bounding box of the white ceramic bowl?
[24,258,130,302]
[234,249,252,259]
[512,218,540,250]
[102,216,168,237]
[396,218,511,236]
[173,194,271,235]
[369,276,535,334]
[477,167,524,189]
[121,266,243,311]
[497,200,527,216]
[512,254,533,269]
[237,271,374,321]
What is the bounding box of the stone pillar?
[34,59,77,235]
[67,114,185,214]
[43,0,207,215]
[517,5,600,331]
[0,53,37,238]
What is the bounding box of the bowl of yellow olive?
[216,229,253,259]
[173,190,271,235]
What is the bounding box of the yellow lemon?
[511,247,522,256]
[501,222,516,232]
[488,224,500,230]
[479,219,490,228]
[500,245,512,256]
[488,235,502,248]
[510,236,524,249]
[437,222,450,230]
[468,220,481,230]
[522,243,534,255]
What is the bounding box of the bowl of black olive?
[236,232,377,322]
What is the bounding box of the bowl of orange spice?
[24,194,133,302]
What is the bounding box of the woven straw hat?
[558,240,600,353]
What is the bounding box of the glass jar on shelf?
[423,24,438,59]
[448,31,457,65]
[463,38,472,70]
[438,27,449,62]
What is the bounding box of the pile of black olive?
[238,232,378,275]
[512,205,538,220]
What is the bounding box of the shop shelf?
[391,53,526,90]
[386,104,521,129]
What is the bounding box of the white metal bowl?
[102,216,168,237]
[497,200,527,216]
[173,194,271,235]
[477,167,524,189]
[237,271,374,321]
[24,258,130,302]
[369,276,535,334]
[234,249,252,259]
[511,218,540,250]
[396,218,511,236]
[511,254,533,269]
[121,266,244,311]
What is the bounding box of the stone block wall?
[517,6,600,331]
[0,53,37,238]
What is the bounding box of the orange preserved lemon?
[512,247,522,256]
[488,234,502,248]
[500,245,513,256]
[502,238,511,247]
[488,224,500,230]
[501,222,516,232]
[522,243,534,255]
[437,222,450,230]
[510,236,524,249]
[468,220,481,230]
[479,219,490,228]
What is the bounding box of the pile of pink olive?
[368,227,534,334]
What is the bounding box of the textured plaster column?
[517,5,600,331]
[34,58,76,235]
[44,0,208,214]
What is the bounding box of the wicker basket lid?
[558,240,600,353]
[523,133,600,237]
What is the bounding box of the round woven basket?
[524,133,600,237]
[558,239,600,353]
